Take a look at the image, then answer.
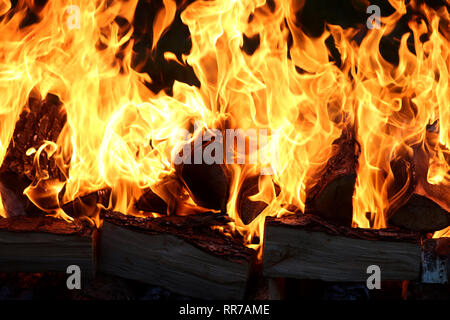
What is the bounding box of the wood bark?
[263,213,422,281]
[98,210,255,299]
[0,93,66,181]
[0,215,96,274]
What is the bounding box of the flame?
[0,0,448,249]
[433,226,450,238]
[352,1,449,228]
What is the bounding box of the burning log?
[135,188,168,215]
[176,161,229,213]
[236,175,280,225]
[388,143,450,232]
[411,140,450,213]
[98,211,255,299]
[263,213,421,281]
[0,93,66,181]
[305,131,359,227]
[0,171,35,217]
[175,139,230,214]
[237,176,267,225]
[61,188,111,219]
[389,194,450,232]
[0,215,96,274]
[134,175,188,215]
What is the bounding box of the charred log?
[175,139,230,214]
[0,171,35,217]
[0,93,66,181]
[389,194,450,232]
[61,188,111,219]
[412,142,450,213]
[135,188,168,215]
[236,175,280,225]
[305,130,359,227]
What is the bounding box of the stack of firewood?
[0,95,448,300]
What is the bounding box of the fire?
[352,1,449,229]
[0,0,448,246]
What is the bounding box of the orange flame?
[0,0,448,244]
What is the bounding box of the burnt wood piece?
[412,143,450,213]
[237,175,280,225]
[387,138,449,232]
[390,194,450,232]
[305,131,359,227]
[421,238,450,284]
[0,93,66,181]
[174,139,229,213]
[263,214,421,281]
[0,215,96,274]
[61,188,111,219]
[0,171,32,217]
[98,211,255,299]
[135,188,168,215]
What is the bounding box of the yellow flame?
[0,0,448,247]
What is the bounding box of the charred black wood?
[0,93,66,182]
[236,175,280,225]
[61,188,111,219]
[135,188,168,215]
[390,194,450,232]
[175,140,230,214]
[305,130,359,227]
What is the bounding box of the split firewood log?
[388,132,450,232]
[236,175,280,225]
[135,188,168,215]
[263,213,422,281]
[0,171,33,217]
[389,194,450,233]
[0,215,96,274]
[135,174,200,216]
[98,210,254,299]
[61,188,111,218]
[174,138,230,214]
[411,140,450,212]
[305,129,359,227]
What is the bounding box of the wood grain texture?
[98,211,255,299]
[0,216,96,274]
[263,214,421,281]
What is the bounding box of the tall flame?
[0,0,448,245]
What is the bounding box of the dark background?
[3,0,449,95]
